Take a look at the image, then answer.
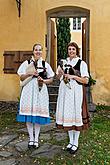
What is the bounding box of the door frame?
[46,6,90,70]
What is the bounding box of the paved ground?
[0,121,69,165]
[0,101,94,165]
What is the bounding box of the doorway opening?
[46,6,90,72]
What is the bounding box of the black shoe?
[33,141,39,149]
[66,143,73,151]
[28,141,34,149]
[69,145,78,154]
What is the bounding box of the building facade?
[0,0,110,105]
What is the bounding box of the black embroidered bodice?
[64,59,81,75]
[28,59,47,79]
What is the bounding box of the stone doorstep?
[49,94,58,102]
[48,86,59,94]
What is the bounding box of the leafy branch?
[88,75,96,87]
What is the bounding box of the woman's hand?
[64,74,75,79]
[20,71,39,81]
[58,67,64,76]
[37,76,43,82]
[32,71,39,77]
[56,66,64,80]
[64,74,89,84]
[37,76,44,87]
[27,70,38,77]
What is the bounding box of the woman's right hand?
[28,70,38,77]
[32,71,39,77]
[57,66,64,76]
[56,66,64,80]
[20,71,38,81]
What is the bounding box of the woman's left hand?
[37,76,44,82]
[64,74,75,79]
[64,74,89,84]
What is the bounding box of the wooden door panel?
[82,19,87,62]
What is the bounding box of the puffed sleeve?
[17,60,28,76]
[45,62,55,78]
[80,61,89,78]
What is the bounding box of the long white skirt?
[56,79,83,127]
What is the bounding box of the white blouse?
[56,57,89,78]
[17,58,55,78]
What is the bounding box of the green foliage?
[0,110,24,133]
[96,103,110,111]
[17,96,20,102]
[88,75,96,86]
[56,17,71,59]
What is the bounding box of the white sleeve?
[45,62,55,78]
[17,61,28,76]
[80,61,89,78]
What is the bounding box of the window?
[73,17,81,30]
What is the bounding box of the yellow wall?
[71,32,82,47]
[0,0,46,101]
[0,0,110,105]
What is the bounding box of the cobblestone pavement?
[0,121,68,165]
[0,101,94,165]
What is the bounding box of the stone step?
[48,82,59,112]
[52,77,60,86]
[49,94,58,102]
[48,85,59,94]
[49,102,57,111]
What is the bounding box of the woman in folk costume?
[17,43,54,149]
[56,42,90,154]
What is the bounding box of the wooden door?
[50,19,57,71]
[82,19,87,62]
